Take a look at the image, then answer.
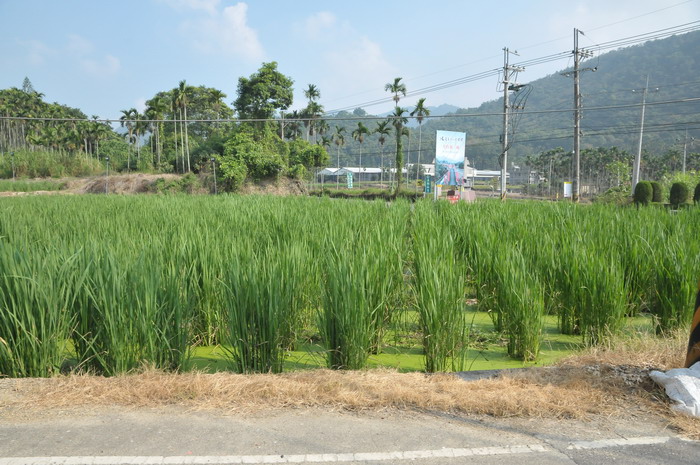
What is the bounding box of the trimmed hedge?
[670,182,689,208]
[633,181,652,206]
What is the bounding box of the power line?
[324,23,700,116]
[2,96,699,124]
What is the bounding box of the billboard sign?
[563,181,572,198]
[435,130,466,186]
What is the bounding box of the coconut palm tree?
[384,77,407,105]
[391,107,408,192]
[374,120,391,185]
[352,122,369,185]
[410,98,430,189]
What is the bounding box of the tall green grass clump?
[648,221,697,333]
[577,252,627,345]
[71,246,195,375]
[319,200,406,369]
[220,240,306,373]
[412,201,469,372]
[492,247,545,360]
[0,245,82,377]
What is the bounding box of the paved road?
[0,408,698,464]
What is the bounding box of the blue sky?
[0,0,698,119]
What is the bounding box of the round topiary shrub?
[669,182,689,209]
[694,182,700,204]
[650,181,663,203]
[633,181,652,206]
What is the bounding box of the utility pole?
[572,28,594,203]
[211,157,217,194]
[682,129,695,175]
[104,156,109,194]
[500,47,524,200]
[631,76,657,191]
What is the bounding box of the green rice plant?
[320,243,377,370]
[220,240,304,373]
[71,245,195,375]
[412,202,469,372]
[492,247,545,361]
[0,245,83,377]
[648,227,696,333]
[368,201,409,353]
[577,251,627,346]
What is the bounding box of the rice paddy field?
[0,195,697,378]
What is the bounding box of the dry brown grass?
[2,330,699,438]
[557,327,687,371]
[0,367,641,419]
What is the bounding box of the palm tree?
[146,96,168,168]
[285,110,302,140]
[304,84,320,102]
[384,77,407,105]
[303,85,323,142]
[120,108,137,172]
[319,135,331,150]
[374,120,391,185]
[410,98,430,190]
[170,98,181,173]
[391,107,408,192]
[352,122,369,185]
[133,110,146,167]
[333,125,346,189]
[208,89,227,121]
[175,80,192,172]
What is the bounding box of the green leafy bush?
[669,182,689,208]
[650,181,663,203]
[633,181,652,206]
[694,182,700,204]
[594,186,631,205]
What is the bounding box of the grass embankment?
[0,179,67,192]
[3,329,695,438]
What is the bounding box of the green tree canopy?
[234,62,294,121]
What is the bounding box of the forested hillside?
[332,30,700,173]
[0,31,698,190]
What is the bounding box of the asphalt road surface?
[0,407,698,465]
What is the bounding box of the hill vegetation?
[0,31,698,192]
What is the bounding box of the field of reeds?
[0,195,697,378]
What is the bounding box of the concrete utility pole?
[631,75,657,191]
[500,47,524,200]
[572,28,594,203]
[682,129,695,175]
